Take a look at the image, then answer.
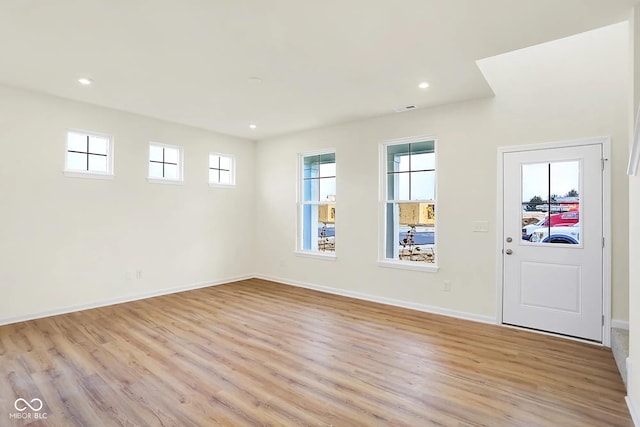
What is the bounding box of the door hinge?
[602,158,608,171]
[602,315,605,326]
[602,237,605,248]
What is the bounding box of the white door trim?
[496,136,611,346]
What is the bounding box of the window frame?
[208,152,236,188]
[64,129,114,179]
[378,135,439,272]
[295,148,337,261]
[147,142,184,185]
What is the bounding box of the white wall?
[254,23,630,322]
[0,84,255,324]
[627,8,640,425]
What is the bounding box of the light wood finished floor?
[0,279,631,426]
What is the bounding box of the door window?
[521,161,580,245]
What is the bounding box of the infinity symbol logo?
[14,398,43,412]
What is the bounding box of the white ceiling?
[0,0,635,140]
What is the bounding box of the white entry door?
[502,142,603,342]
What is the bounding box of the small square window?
[209,153,235,187]
[64,130,114,179]
[148,143,184,184]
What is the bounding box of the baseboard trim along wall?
[628,358,639,427]
[627,396,639,427]
[613,319,630,330]
[254,274,496,325]
[0,274,253,327]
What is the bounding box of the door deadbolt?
[506,237,513,243]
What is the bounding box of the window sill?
[209,183,236,189]
[148,178,184,185]
[63,171,114,180]
[294,251,337,261]
[377,260,439,273]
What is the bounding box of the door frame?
[496,136,612,346]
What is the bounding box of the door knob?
[505,249,513,255]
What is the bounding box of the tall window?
[148,143,183,183]
[209,153,235,187]
[65,130,114,178]
[298,151,336,255]
[381,138,436,267]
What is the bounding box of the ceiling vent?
[394,105,417,113]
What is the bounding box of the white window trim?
[378,135,438,272]
[296,148,337,258]
[147,142,184,184]
[208,152,236,188]
[64,129,115,179]
[294,250,338,261]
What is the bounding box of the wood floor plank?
[0,278,632,426]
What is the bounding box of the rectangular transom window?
[381,138,437,269]
[298,151,336,256]
[209,153,235,187]
[148,143,183,183]
[65,130,114,178]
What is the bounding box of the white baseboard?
[613,319,630,330]
[629,358,638,426]
[253,274,496,325]
[627,396,639,427]
[0,274,253,326]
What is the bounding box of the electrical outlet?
[136,270,143,280]
[443,280,451,292]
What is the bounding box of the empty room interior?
[2,1,640,426]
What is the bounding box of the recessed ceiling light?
[249,124,257,129]
[78,78,93,86]
[418,81,430,89]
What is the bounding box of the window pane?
[319,162,335,178]
[88,154,107,172]
[410,171,435,200]
[219,156,231,170]
[302,204,317,250]
[304,155,320,179]
[219,170,231,184]
[164,147,179,164]
[209,155,220,168]
[319,177,336,201]
[164,163,178,179]
[67,152,87,170]
[522,161,580,245]
[387,172,410,200]
[387,144,410,172]
[411,152,435,171]
[149,145,164,162]
[209,169,219,183]
[550,161,579,208]
[67,132,87,153]
[319,152,335,165]
[304,178,319,202]
[149,162,163,178]
[410,140,435,155]
[385,203,397,259]
[88,136,108,155]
